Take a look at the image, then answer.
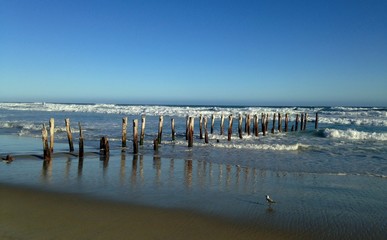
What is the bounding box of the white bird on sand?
[266,195,276,204]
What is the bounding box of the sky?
[1,0,386,106]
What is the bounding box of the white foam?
[319,117,387,126]
[1,103,386,128]
[0,102,313,118]
[209,142,307,151]
[323,128,387,141]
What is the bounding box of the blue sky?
[1,0,386,106]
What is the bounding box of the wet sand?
[0,184,293,240]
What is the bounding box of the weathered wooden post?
[278,113,282,132]
[3,155,14,163]
[266,114,269,133]
[238,114,243,139]
[211,114,215,134]
[185,115,189,140]
[199,114,204,139]
[228,114,233,141]
[41,124,51,161]
[133,119,139,154]
[100,137,104,154]
[204,116,209,144]
[65,118,74,152]
[300,113,304,131]
[303,113,308,131]
[188,117,194,147]
[315,112,319,129]
[220,114,225,135]
[78,122,84,159]
[140,115,146,146]
[100,136,109,156]
[49,118,54,153]
[261,113,266,136]
[271,113,276,134]
[295,114,299,131]
[285,113,289,132]
[253,114,258,137]
[171,118,176,141]
[122,117,128,151]
[245,114,251,135]
[158,115,163,144]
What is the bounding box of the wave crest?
[323,128,387,141]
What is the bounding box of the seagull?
[266,195,276,204]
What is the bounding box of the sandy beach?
[0,183,295,240]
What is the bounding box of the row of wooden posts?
[41,113,319,161]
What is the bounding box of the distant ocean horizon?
[2,99,385,108]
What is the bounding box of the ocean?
[0,102,386,239]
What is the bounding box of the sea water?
[0,102,386,239]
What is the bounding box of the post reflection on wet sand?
[41,160,52,183]
[184,159,193,189]
[78,158,83,179]
[120,153,126,185]
[42,154,270,197]
[13,153,386,240]
[153,155,161,186]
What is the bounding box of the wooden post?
[304,113,308,131]
[278,113,282,132]
[228,114,233,141]
[78,122,84,159]
[100,137,104,154]
[158,116,163,144]
[211,114,215,134]
[253,114,258,137]
[245,114,251,135]
[140,115,146,146]
[261,113,266,136]
[315,112,319,129]
[295,114,299,131]
[133,119,138,154]
[266,114,269,133]
[185,115,189,140]
[204,116,209,144]
[49,118,54,153]
[100,136,109,156]
[300,113,304,131]
[122,117,128,151]
[285,113,289,132]
[199,114,204,139]
[42,124,50,161]
[65,118,74,152]
[188,117,194,147]
[171,118,176,141]
[238,114,243,139]
[271,113,276,134]
[220,114,225,135]
[100,137,104,152]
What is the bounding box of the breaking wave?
[323,128,387,141]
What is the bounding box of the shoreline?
[0,183,295,240]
